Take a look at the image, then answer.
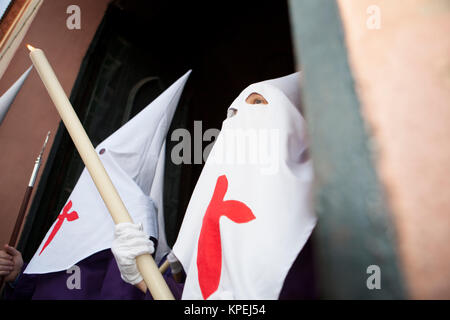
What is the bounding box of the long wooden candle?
[27,45,174,300]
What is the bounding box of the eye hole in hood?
[245,92,268,105]
[227,107,238,118]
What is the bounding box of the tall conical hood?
[0,66,33,125]
[98,70,191,195]
[254,72,302,111]
[24,70,191,274]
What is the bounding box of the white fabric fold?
[166,251,183,274]
[24,71,191,274]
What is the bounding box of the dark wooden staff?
[0,131,50,291]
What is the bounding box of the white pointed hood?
[173,72,316,300]
[25,70,191,274]
[0,66,32,125]
[98,70,191,195]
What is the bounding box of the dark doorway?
[19,0,295,260]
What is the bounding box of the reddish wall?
[337,0,450,298]
[0,0,109,249]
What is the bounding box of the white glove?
[166,251,183,274]
[111,222,154,285]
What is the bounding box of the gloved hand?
[111,222,154,285]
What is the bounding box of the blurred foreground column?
[337,0,450,299]
[289,0,450,299]
[288,0,406,299]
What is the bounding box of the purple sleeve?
[2,249,185,300]
[278,233,317,299]
[2,263,36,300]
[98,250,185,300]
